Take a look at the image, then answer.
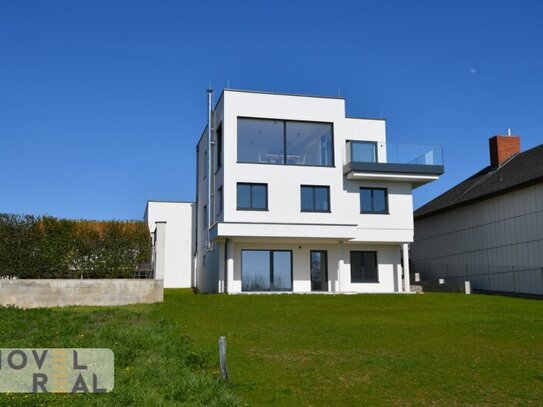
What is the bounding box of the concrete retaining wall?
[0,279,164,308]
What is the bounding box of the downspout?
[194,143,199,288]
[206,88,214,251]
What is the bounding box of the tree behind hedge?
[0,214,151,279]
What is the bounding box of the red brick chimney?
[489,134,520,167]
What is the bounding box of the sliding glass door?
[310,250,328,291]
[241,250,292,292]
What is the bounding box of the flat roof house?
[147,89,444,293]
[411,135,543,296]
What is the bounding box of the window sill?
[351,280,380,284]
[301,210,332,213]
[360,211,389,215]
[237,208,269,211]
[236,161,335,169]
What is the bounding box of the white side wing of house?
[145,201,195,288]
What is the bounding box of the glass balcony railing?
[382,143,443,166]
[345,141,444,166]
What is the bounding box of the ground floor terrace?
[198,238,413,294]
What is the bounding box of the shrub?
[0,214,151,279]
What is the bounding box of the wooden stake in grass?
[219,336,229,382]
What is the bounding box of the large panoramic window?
[241,250,292,291]
[286,121,333,166]
[301,185,330,212]
[237,118,333,166]
[350,141,377,163]
[350,251,378,283]
[237,183,268,211]
[237,119,284,164]
[360,187,388,214]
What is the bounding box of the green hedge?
[0,214,151,279]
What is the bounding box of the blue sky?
[1,1,542,220]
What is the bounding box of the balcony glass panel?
[347,142,443,166]
[385,144,443,166]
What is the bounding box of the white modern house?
[147,89,444,293]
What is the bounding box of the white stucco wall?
[145,201,195,288]
[216,90,413,243]
[226,240,401,294]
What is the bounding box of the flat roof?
[222,88,345,100]
[146,200,195,204]
[196,88,385,144]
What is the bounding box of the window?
[301,185,330,212]
[203,149,207,179]
[241,250,292,291]
[310,250,328,291]
[216,123,223,170]
[238,119,284,164]
[237,118,333,167]
[237,183,268,210]
[203,205,207,229]
[217,186,223,215]
[350,251,378,283]
[286,121,333,166]
[360,187,388,214]
[350,141,377,163]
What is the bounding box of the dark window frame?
[360,187,389,214]
[350,251,379,283]
[237,116,335,167]
[349,140,378,163]
[203,149,207,179]
[215,123,223,172]
[300,185,331,213]
[217,186,223,215]
[241,249,293,292]
[203,204,208,230]
[236,182,268,211]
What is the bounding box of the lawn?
[1,291,542,406]
[0,300,240,406]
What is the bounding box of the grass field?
[0,299,239,406]
[1,290,542,406]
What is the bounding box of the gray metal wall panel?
[412,184,543,295]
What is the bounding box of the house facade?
[193,89,444,293]
[411,136,543,296]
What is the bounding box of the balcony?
[343,142,444,187]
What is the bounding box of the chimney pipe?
[206,88,214,251]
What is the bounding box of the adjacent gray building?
[411,135,543,296]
